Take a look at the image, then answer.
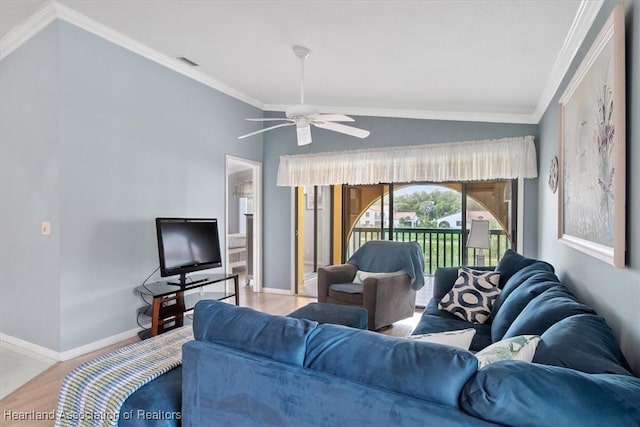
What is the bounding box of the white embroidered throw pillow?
[408,328,476,350]
[475,335,540,368]
[438,267,501,324]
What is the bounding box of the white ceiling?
[0,0,602,124]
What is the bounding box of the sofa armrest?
[363,272,413,305]
[362,272,415,329]
[317,264,358,302]
[460,360,640,427]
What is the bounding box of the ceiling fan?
[238,45,370,146]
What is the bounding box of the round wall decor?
[548,156,559,193]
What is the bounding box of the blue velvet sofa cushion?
[494,249,554,287]
[182,340,500,427]
[305,324,478,408]
[533,314,633,376]
[503,286,596,338]
[413,311,492,352]
[491,262,557,316]
[193,300,317,366]
[460,361,640,427]
[119,367,182,427]
[491,275,559,341]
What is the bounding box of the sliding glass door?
[344,181,515,263]
[342,180,516,307]
[293,180,516,304]
[294,185,332,297]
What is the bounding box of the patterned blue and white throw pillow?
[438,267,501,324]
[475,335,540,368]
[408,328,476,350]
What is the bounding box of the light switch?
[41,221,51,235]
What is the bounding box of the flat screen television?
[155,218,222,286]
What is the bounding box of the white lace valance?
[277,136,538,187]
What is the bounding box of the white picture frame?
[558,4,626,267]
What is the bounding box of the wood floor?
[0,285,420,426]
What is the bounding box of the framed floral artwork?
[558,4,625,267]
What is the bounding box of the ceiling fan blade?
[313,121,370,139]
[238,122,295,139]
[308,114,354,122]
[296,125,312,146]
[246,118,289,122]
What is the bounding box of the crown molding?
[532,0,604,121]
[264,104,539,124]
[1,0,602,124]
[52,1,264,109]
[0,1,57,60]
[0,1,264,110]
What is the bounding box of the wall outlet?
[41,221,51,235]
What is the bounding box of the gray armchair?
[317,240,425,330]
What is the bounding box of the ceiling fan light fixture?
[292,45,311,60]
[296,125,312,146]
[286,104,318,119]
[238,45,370,146]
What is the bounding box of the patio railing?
[347,227,511,275]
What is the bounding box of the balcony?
[347,227,511,275]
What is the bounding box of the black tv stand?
[135,273,239,337]
[165,273,208,287]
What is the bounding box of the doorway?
[225,155,262,293]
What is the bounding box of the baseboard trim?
[1,327,144,361]
[0,333,59,361]
[260,287,294,295]
[58,327,142,361]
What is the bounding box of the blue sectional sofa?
[182,300,497,426]
[178,250,640,426]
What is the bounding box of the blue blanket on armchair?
[347,240,425,290]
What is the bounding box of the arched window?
[344,181,515,271]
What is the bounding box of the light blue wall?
[263,115,539,289]
[537,0,639,373]
[0,24,61,350]
[1,21,263,352]
[4,2,636,372]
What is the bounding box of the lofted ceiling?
[0,0,602,124]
